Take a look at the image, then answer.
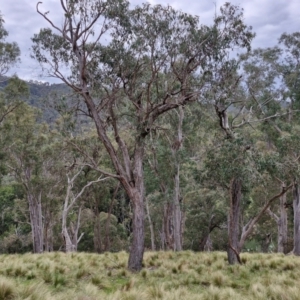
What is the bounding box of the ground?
[0,251,299,299]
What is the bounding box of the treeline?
[1,1,300,271]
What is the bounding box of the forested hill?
[0,76,69,122]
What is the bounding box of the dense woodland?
[1,0,300,271]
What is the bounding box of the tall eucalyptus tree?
[32,0,254,271]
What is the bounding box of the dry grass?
[0,251,299,299]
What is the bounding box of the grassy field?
[0,251,299,299]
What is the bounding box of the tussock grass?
[0,277,16,300]
[0,251,299,299]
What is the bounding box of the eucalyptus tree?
[4,104,54,253]
[32,0,254,271]
[57,130,112,253]
[0,14,23,132]
[242,40,300,255]
[145,105,186,251]
[277,32,300,255]
[0,13,20,77]
[202,43,299,263]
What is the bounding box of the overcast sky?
[1,0,299,82]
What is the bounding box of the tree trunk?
[62,209,75,252]
[293,183,300,255]
[228,178,242,264]
[128,190,145,271]
[127,143,145,272]
[104,183,119,252]
[204,234,213,251]
[199,234,210,251]
[172,106,184,251]
[173,165,182,251]
[94,212,102,253]
[279,184,288,253]
[28,193,44,253]
[261,233,271,253]
[163,202,173,250]
[145,196,156,251]
[44,220,53,252]
[267,183,288,253]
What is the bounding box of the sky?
[1,0,300,82]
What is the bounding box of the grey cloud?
[1,0,300,81]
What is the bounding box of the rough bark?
[127,142,145,272]
[293,183,300,255]
[28,193,44,253]
[228,178,242,265]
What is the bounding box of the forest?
[1,0,300,274]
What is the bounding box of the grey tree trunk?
[293,183,300,255]
[173,165,182,251]
[28,193,44,253]
[104,183,119,252]
[163,202,173,250]
[172,106,184,251]
[93,209,102,253]
[128,193,145,270]
[267,183,288,253]
[228,178,242,265]
[44,220,54,252]
[261,233,272,253]
[62,207,78,252]
[62,169,106,252]
[279,184,288,253]
[145,196,156,251]
[127,143,145,272]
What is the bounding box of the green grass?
[0,251,299,299]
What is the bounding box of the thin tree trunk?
[279,183,288,253]
[261,233,271,253]
[62,169,107,253]
[62,209,75,252]
[93,209,102,253]
[293,183,300,255]
[172,106,184,251]
[173,165,182,251]
[267,183,288,253]
[28,193,44,253]
[44,219,54,252]
[163,203,173,250]
[199,234,210,251]
[104,183,119,251]
[145,196,156,251]
[228,178,241,265]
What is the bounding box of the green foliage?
[0,13,20,76]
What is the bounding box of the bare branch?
[239,183,293,250]
[36,2,66,36]
[232,111,300,129]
